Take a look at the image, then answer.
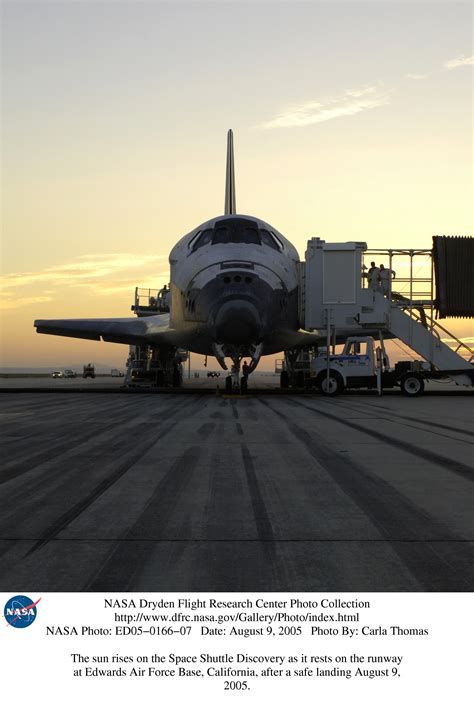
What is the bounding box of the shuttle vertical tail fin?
[224,129,236,215]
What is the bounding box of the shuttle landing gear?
[224,355,251,394]
[227,358,243,394]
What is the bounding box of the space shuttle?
[35,130,320,377]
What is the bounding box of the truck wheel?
[317,371,344,396]
[280,370,289,389]
[400,373,424,397]
[296,370,305,388]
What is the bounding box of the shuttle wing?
[34,314,184,347]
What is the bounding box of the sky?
[1,0,473,369]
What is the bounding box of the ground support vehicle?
[124,288,188,388]
[309,336,473,396]
[124,348,184,388]
[83,364,95,379]
[279,349,316,389]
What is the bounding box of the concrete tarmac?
[0,391,472,591]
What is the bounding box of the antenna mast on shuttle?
[224,129,236,215]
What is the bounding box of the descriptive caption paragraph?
[70,650,404,688]
[41,596,431,690]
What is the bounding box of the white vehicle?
[310,336,438,397]
[63,369,77,378]
[110,369,124,377]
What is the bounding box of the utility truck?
[309,336,463,397]
[82,363,95,379]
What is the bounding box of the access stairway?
[380,301,472,384]
[350,290,473,385]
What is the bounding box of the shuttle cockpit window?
[190,219,284,250]
[192,228,213,251]
[259,229,280,251]
[212,219,260,245]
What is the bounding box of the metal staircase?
[388,305,472,372]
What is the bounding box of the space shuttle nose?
[215,300,262,345]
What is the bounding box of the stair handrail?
[407,307,473,358]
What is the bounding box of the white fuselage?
[168,214,302,357]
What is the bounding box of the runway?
[0,391,472,591]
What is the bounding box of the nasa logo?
[4,595,41,628]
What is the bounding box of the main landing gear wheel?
[400,373,425,397]
[172,367,181,388]
[317,371,344,397]
[280,370,289,389]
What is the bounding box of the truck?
[82,363,95,379]
[309,336,470,397]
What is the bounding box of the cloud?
[1,253,167,290]
[0,296,53,311]
[259,84,391,130]
[406,73,428,80]
[441,337,474,348]
[0,253,169,308]
[344,85,379,98]
[444,55,474,69]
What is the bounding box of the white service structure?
[300,237,472,387]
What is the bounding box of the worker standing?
[379,264,396,296]
[159,284,171,311]
[367,261,380,291]
[231,363,240,388]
